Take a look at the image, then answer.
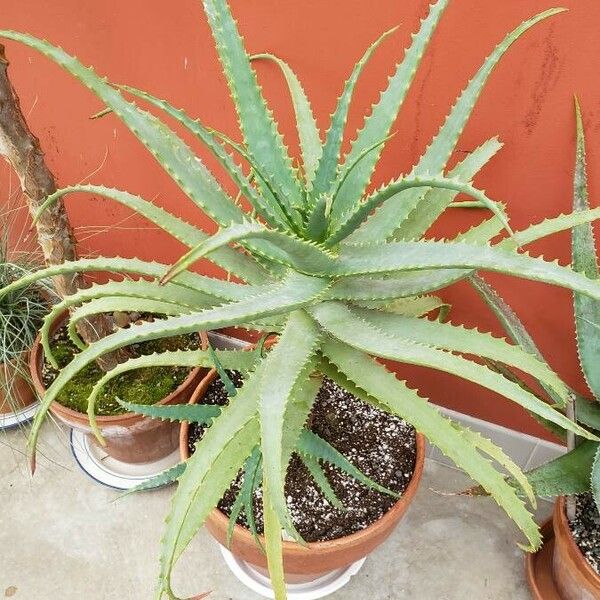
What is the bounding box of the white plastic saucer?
[69,428,181,491]
[0,401,38,430]
[219,544,366,600]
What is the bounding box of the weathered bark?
[0,43,126,370]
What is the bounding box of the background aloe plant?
[1,1,600,598]
[473,99,600,511]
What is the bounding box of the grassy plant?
[1,2,600,598]
[0,196,56,410]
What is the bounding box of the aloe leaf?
[118,463,186,499]
[304,194,329,242]
[162,221,336,283]
[258,312,321,541]
[356,295,447,317]
[335,240,600,302]
[330,0,449,221]
[262,479,287,600]
[395,137,503,240]
[297,430,398,498]
[251,54,322,187]
[351,306,567,401]
[470,274,568,408]
[327,175,510,246]
[208,345,238,398]
[299,453,344,510]
[119,398,222,425]
[311,302,594,440]
[525,441,598,498]
[572,99,600,400]
[158,360,263,598]
[330,270,469,302]
[311,26,398,199]
[576,395,600,431]
[40,279,215,368]
[456,424,534,505]
[0,257,260,305]
[352,8,565,243]
[119,86,290,230]
[592,445,600,512]
[202,0,302,223]
[36,185,207,249]
[65,297,194,351]
[27,272,329,458]
[227,447,262,549]
[321,338,541,551]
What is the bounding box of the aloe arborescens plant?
[2,1,600,598]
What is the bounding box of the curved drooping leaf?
[36,185,206,248]
[327,175,510,246]
[572,99,600,400]
[334,241,600,302]
[321,338,541,551]
[356,295,447,317]
[251,54,322,187]
[27,272,329,460]
[456,424,534,505]
[310,26,399,199]
[350,8,565,243]
[202,0,303,224]
[396,136,503,240]
[0,257,259,304]
[311,301,594,439]
[66,297,193,349]
[330,0,449,221]
[40,278,216,368]
[350,306,567,400]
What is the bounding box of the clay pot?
[180,368,426,576]
[0,359,36,414]
[29,319,206,464]
[526,497,600,599]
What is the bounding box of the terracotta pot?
[0,358,36,414]
[180,368,426,576]
[526,497,600,600]
[29,319,206,464]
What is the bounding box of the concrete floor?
[1,422,549,600]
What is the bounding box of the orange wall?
[2,0,599,440]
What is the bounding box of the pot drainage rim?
[219,543,366,599]
[69,428,180,490]
[0,401,38,430]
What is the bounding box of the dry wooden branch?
[0,43,126,370]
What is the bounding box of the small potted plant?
[471,100,600,599]
[2,1,600,598]
[0,201,56,428]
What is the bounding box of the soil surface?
[189,372,417,543]
[42,320,199,416]
[570,492,600,575]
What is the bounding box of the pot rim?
[554,496,600,585]
[29,313,207,426]
[179,367,426,552]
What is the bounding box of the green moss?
[48,331,198,416]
